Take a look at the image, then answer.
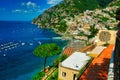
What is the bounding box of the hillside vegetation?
[32,0,113,34]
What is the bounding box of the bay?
[0,21,67,80]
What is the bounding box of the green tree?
[87,26,98,39]
[53,54,68,67]
[33,43,62,72]
[58,20,68,33]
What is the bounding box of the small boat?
[5,49,7,51]
[38,41,41,45]
[52,37,62,40]
[3,54,6,56]
[29,43,33,46]
[21,43,25,46]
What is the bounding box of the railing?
[107,51,114,80]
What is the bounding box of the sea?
[0,21,67,80]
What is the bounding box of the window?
[73,74,77,80]
[62,72,66,77]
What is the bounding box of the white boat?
[3,54,6,56]
[52,37,62,40]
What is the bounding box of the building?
[58,52,91,80]
[96,30,116,46]
[79,44,114,80]
[89,46,106,57]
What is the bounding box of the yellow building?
[58,52,91,80]
[89,46,106,57]
[96,30,116,46]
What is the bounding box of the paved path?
[42,67,57,80]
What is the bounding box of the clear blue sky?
[0,0,62,21]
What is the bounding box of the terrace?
[61,52,91,71]
[79,44,114,80]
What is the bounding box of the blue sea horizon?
[0,21,67,80]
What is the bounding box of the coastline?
[0,21,68,80]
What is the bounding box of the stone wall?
[96,30,116,46]
[114,36,120,80]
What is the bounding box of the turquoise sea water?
[0,21,67,80]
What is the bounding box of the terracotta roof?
[79,44,114,80]
[63,45,96,56]
[78,44,96,52]
[63,47,74,56]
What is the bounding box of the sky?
[0,0,63,21]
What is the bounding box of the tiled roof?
[79,44,114,80]
[63,47,74,56]
[78,44,96,52]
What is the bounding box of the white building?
[58,52,91,80]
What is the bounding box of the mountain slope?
[32,0,113,35]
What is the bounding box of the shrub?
[32,71,45,80]
[53,54,68,67]
[47,69,58,80]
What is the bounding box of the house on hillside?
[58,52,91,80]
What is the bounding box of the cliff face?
[32,0,113,34]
